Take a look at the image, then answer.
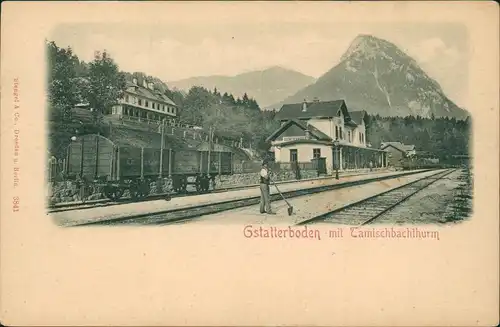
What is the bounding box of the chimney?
[132,78,138,85]
[305,129,311,139]
[302,99,307,112]
[148,82,154,90]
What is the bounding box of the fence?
[232,161,316,174]
[47,156,66,182]
[112,116,252,148]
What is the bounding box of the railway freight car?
[65,126,233,200]
[401,157,442,170]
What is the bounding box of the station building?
[266,99,387,174]
[111,78,178,123]
[380,142,416,167]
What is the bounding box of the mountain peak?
[264,65,288,71]
[250,66,306,76]
[340,34,405,63]
[270,35,468,119]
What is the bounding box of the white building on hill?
[111,78,178,123]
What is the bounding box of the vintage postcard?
[1,1,498,326]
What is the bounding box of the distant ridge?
[168,66,316,108]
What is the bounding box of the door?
[289,149,298,162]
[317,157,327,174]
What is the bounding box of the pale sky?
[50,22,469,108]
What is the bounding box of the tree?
[86,50,126,124]
[247,98,260,111]
[181,86,213,125]
[242,93,250,107]
[213,87,220,97]
[71,77,91,105]
[47,41,79,122]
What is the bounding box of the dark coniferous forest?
[366,114,471,158]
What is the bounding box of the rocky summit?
[270,34,469,119]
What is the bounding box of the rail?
[296,169,455,226]
[66,169,433,226]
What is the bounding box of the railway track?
[48,186,238,214]
[48,176,334,214]
[297,169,456,226]
[70,169,434,227]
[48,171,382,214]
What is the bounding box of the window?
[145,100,149,107]
[125,95,129,103]
[138,99,142,106]
[290,149,298,162]
[339,127,343,139]
[313,148,321,159]
[152,103,155,109]
[348,131,351,142]
[335,126,339,139]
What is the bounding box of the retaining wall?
[47,169,349,205]
[213,170,318,189]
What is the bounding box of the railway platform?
[53,169,429,226]
[182,169,447,226]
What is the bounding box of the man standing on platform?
[259,160,275,214]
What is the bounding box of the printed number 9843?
[13,196,19,212]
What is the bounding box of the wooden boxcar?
[65,128,234,200]
[400,157,442,170]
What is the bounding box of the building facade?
[267,99,387,174]
[111,78,178,123]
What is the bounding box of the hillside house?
[380,142,416,167]
[111,78,178,123]
[266,99,387,174]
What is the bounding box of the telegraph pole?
[159,119,165,178]
[207,125,212,175]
